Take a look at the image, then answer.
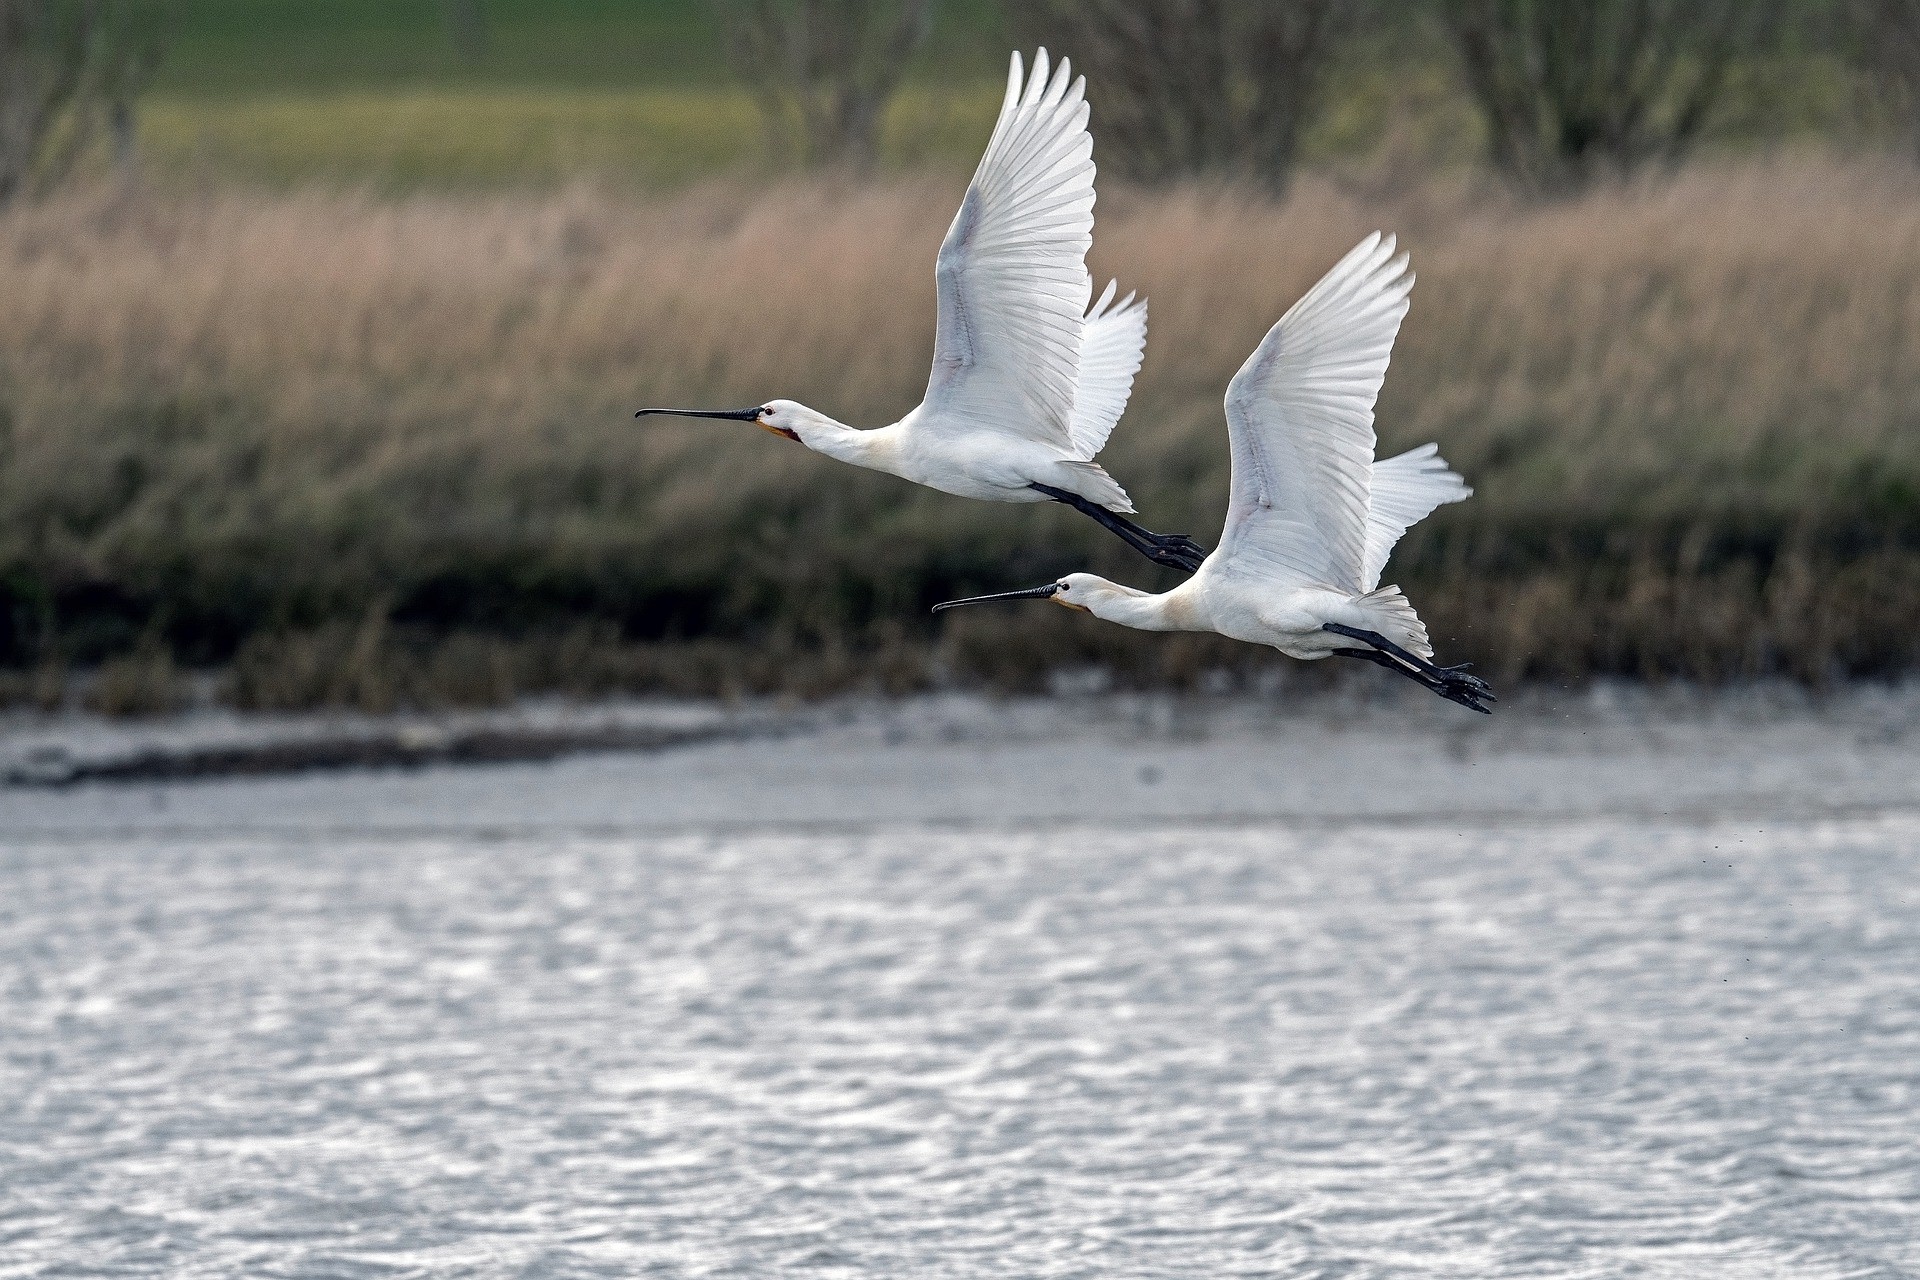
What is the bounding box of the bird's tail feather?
[1058,460,1135,514]
[1361,443,1472,592]
[1349,584,1432,661]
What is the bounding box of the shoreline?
[5,680,1918,835]
[0,697,800,787]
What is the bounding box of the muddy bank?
[5,680,1918,834]
[0,699,805,787]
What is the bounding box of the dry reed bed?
[3,157,1919,705]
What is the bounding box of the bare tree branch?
[0,0,164,207]
[1438,0,1780,195]
[1853,0,1920,161]
[1016,0,1351,194]
[707,0,935,171]
[444,0,487,62]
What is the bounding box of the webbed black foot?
[1435,663,1495,699]
[1327,627,1495,714]
[1147,538,1207,573]
[1029,483,1211,575]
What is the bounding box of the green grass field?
[130,0,1014,186]
[153,0,1005,96]
[127,1,1007,186]
[139,85,1005,186]
[123,1,1879,190]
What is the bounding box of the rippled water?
[4,814,1918,1276]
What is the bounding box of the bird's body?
[637,50,1203,572]
[1056,575,1398,657]
[756,399,1134,510]
[936,233,1494,712]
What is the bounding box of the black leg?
[1328,630,1495,714]
[1323,623,1494,694]
[1333,646,1442,689]
[1332,646,1403,673]
[1029,483,1207,573]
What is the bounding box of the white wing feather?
[1361,443,1471,592]
[1066,279,1147,460]
[922,50,1094,451]
[1216,233,1413,592]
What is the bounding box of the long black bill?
[634,406,762,421]
[931,583,1060,613]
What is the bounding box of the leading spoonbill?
[636,50,1205,573]
[932,233,1494,713]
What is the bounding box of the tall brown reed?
[2,156,1917,706]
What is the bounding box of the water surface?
[5,804,1916,1276]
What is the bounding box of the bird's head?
[634,399,804,442]
[761,399,837,443]
[932,572,1135,619]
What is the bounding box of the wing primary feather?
[1360,443,1471,591]
[921,47,1097,451]
[1216,233,1415,591]
[1067,279,1148,460]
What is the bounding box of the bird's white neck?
[1082,581,1192,632]
[783,404,896,471]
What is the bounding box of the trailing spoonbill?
[636,50,1205,573]
[932,233,1495,713]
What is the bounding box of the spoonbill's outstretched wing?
[1215,233,1413,592]
[1066,280,1147,461]
[922,50,1094,452]
[1361,442,1471,592]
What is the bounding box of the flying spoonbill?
[933,234,1495,713]
[636,50,1205,573]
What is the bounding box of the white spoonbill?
[933,233,1494,713]
[636,49,1205,573]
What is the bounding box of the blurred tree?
[708,0,935,170]
[1014,0,1351,193]
[444,0,487,62]
[0,0,164,207]
[1853,1,1920,159]
[1438,0,1780,194]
